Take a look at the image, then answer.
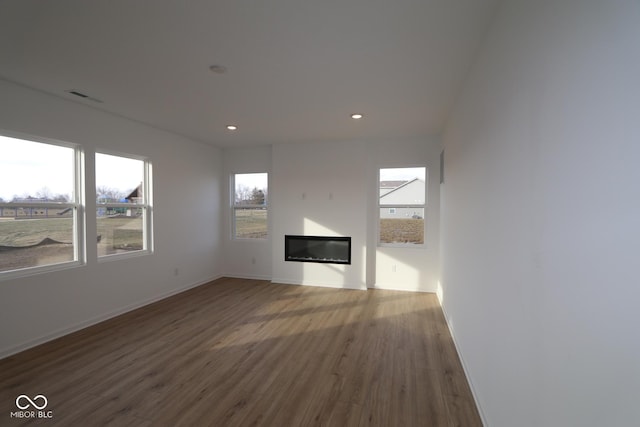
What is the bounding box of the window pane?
[96,153,144,204]
[233,173,268,240]
[234,208,267,239]
[0,208,75,272]
[0,135,77,273]
[97,209,144,256]
[0,135,74,202]
[96,152,148,257]
[379,167,425,205]
[234,173,268,206]
[379,208,424,245]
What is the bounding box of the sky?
[380,167,425,181]
[234,169,425,188]
[0,135,143,201]
[95,153,143,196]
[0,135,74,200]
[235,172,268,190]
[1,134,421,201]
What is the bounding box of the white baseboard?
[437,295,488,427]
[0,274,222,360]
[271,277,366,291]
[223,273,272,281]
[370,282,434,293]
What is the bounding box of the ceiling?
[0,0,499,148]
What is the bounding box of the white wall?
[440,1,640,425]
[271,141,368,289]
[264,138,439,291]
[0,79,223,357]
[222,146,272,279]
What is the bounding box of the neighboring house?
[1,197,70,218]
[96,183,143,217]
[379,180,409,197]
[124,184,143,217]
[379,178,425,219]
[125,183,143,204]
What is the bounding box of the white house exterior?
[379,178,425,218]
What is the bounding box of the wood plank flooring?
[0,278,482,426]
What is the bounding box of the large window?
[233,173,268,239]
[96,152,152,258]
[378,167,426,246]
[0,134,83,275]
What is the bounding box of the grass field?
[0,217,74,246]
[0,216,144,271]
[235,209,267,239]
[0,211,421,271]
[97,216,144,256]
[0,217,143,248]
[0,218,75,272]
[380,218,424,244]
[234,211,421,243]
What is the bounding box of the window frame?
[95,150,153,261]
[231,172,268,240]
[377,166,427,248]
[0,131,85,280]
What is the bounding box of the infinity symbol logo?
[15,395,48,410]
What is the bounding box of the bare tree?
[250,188,266,205]
[97,186,126,202]
[235,184,252,204]
[36,186,54,200]
[52,193,70,202]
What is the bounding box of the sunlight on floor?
[206,289,420,350]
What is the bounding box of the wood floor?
[0,278,482,426]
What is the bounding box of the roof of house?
[380,180,409,189]
[380,178,421,199]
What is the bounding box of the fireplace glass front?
[284,235,351,265]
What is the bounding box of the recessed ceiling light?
[351,113,363,119]
[209,65,227,74]
[226,125,237,131]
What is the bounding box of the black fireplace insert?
[285,235,351,265]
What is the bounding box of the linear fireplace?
[285,235,351,265]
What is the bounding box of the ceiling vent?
[65,89,103,103]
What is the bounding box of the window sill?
[378,243,427,249]
[98,249,152,263]
[0,260,84,282]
